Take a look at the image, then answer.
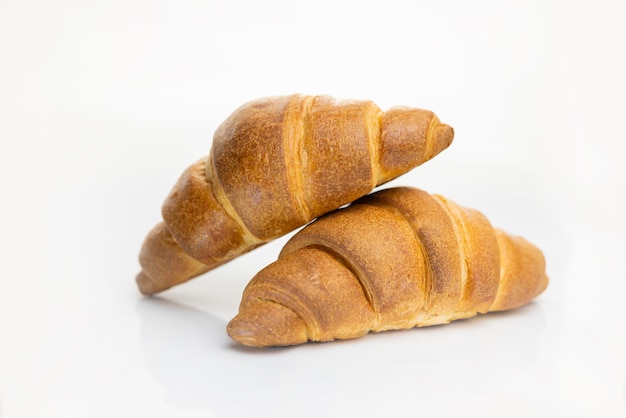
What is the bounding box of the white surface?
[1,1,625,417]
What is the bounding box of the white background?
[1,0,625,417]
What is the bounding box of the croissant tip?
[434,123,454,152]
[420,121,454,164]
[136,271,160,295]
[227,300,309,347]
[226,317,264,347]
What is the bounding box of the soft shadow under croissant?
[227,187,548,347]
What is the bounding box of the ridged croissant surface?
[227,187,548,347]
[137,95,454,294]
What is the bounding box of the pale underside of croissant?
[227,187,548,347]
[137,95,454,294]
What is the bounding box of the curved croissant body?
[227,187,548,347]
[137,95,454,294]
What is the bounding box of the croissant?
[137,95,454,294]
[227,187,548,347]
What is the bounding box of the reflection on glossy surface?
[137,296,547,416]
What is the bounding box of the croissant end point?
[439,124,454,147]
[227,300,308,347]
[433,123,454,155]
[136,272,159,295]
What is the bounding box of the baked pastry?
[227,187,548,347]
[137,95,454,294]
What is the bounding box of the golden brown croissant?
[137,95,454,294]
[227,187,548,347]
